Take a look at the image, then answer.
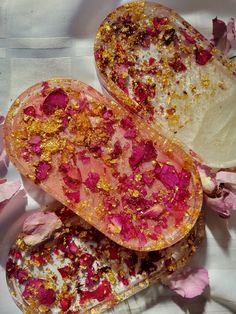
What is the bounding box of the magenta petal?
[158,164,179,189]
[167,267,209,298]
[35,161,52,181]
[66,191,80,203]
[40,88,69,115]
[23,211,62,246]
[84,172,100,192]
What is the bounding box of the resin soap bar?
[6,206,205,314]
[95,1,236,168]
[4,79,202,251]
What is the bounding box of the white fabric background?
[0,1,236,313]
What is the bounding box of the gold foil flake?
[201,76,210,88]
[128,189,140,197]
[109,223,122,234]
[106,270,117,285]
[97,176,111,192]
[74,200,89,214]
[95,202,105,216]
[135,174,142,181]
[218,81,226,90]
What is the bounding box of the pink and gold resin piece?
[6,206,205,314]
[94,1,236,168]
[4,78,202,251]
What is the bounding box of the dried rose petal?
[66,191,80,203]
[23,211,62,246]
[40,88,69,115]
[78,150,90,164]
[16,269,29,284]
[84,172,100,192]
[129,140,156,169]
[6,258,16,278]
[60,297,71,311]
[124,127,137,139]
[80,280,112,304]
[166,267,209,298]
[0,180,21,205]
[112,141,122,158]
[63,176,81,190]
[38,286,56,306]
[23,106,36,117]
[195,48,212,65]
[212,17,236,54]
[35,161,52,182]
[0,115,4,124]
[158,164,179,189]
[181,30,196,44]
[120,116,134,130]
[58,266,74,279]
[169,59,187,72]
[79,253,95,268]
[153,16,168,29]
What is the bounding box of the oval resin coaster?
[94,1,236,168]
[4,78,202,251]
[6,206,205,314]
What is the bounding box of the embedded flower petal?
[167,267,209,298]
[40,88,69,115]
[195,48,212,65]
[80,280,112,304]
[23,211,62,246]
[158,164,179,189]
[84,172,100,192]
[35,161,52,182]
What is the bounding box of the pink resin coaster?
[4,78,202,251]
[94,1,236,168]
[6,206,205,314]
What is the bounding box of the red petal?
[23,106,36,117]
[84,172,100,192]
[80,280,112,304]
[40,88,69,115]
[195,48,212,65]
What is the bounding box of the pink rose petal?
[23,211,62,246]
[0,180,21,208]
[212,17,236,54]
[35,161,52,182]
[167,267,209,298]
[40,88,69,115]
[84,172,100,192]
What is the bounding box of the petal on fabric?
[0,180,21,204]
[23,211,62,246]
[205,189,236,218]
[167,267,209,298]
[197,164,216,195]
[216,171,236,190]
[211,17,236,54]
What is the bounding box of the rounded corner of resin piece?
[4,78,202,252]
[94,1,236,169]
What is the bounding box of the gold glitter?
[128,189,140,197]
[218,81,226,89]
[97,176,111,192]
[135,174,142,181]
[201,76,210,88]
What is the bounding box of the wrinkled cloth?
[0,1,236,314]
